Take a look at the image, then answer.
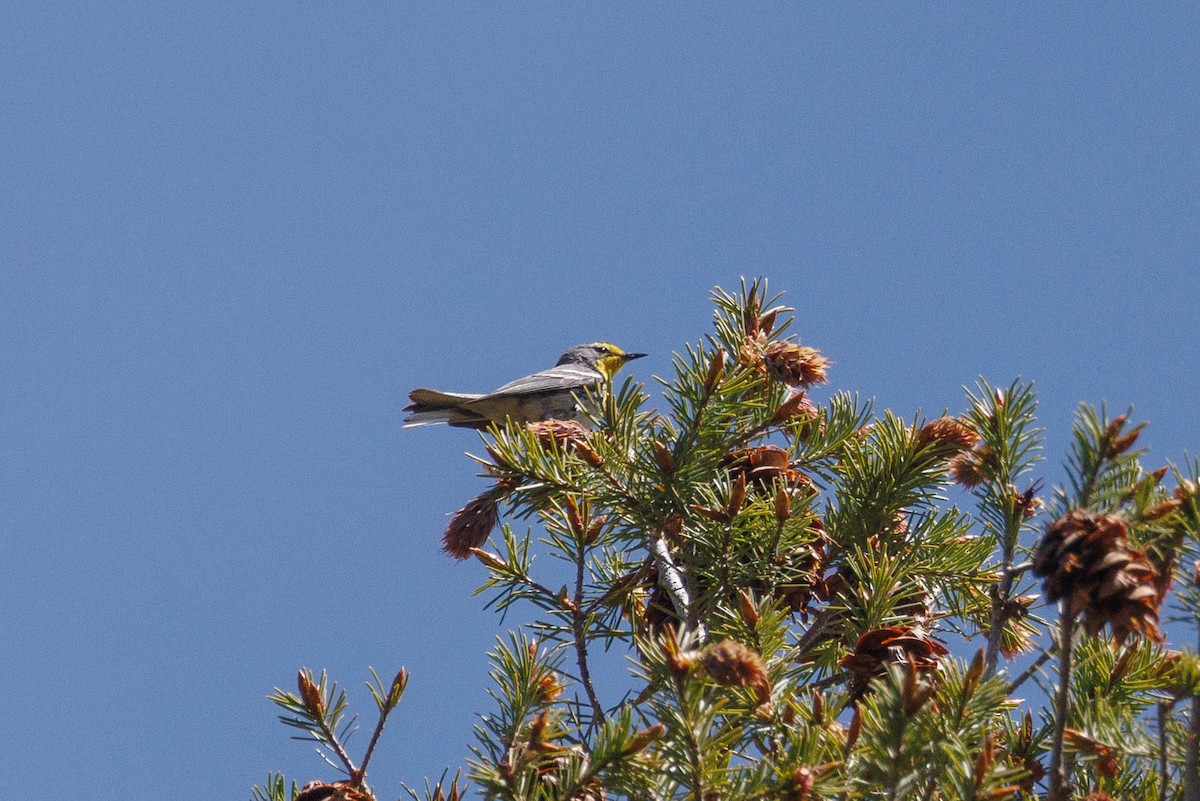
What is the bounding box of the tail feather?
[403,388,488,429]
[406,388,484,407]
[402,410,486,428]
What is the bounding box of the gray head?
[557,342,647,378]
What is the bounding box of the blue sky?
[2,4,1198,798]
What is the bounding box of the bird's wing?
[483,364,603,398]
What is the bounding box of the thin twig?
[792,608,836,664]
[808,671,849,692]
[573,538,605,730]
[1007,643,1057,694]
[1048,615,1076,801]
[355,707,392,784]
[984,498,1024,679]
[315,711,359,778]
[1160,701,1172,800]
[1186,693,1200,801]
[1185,626,1200,801]
[672,671,706,801]
[496,561,562,609]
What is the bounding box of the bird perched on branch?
[403,342,646,430]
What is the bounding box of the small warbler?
[403,342,646,430]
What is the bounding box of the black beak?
[622,352,647,361]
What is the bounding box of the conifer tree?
[255,279,1200,801]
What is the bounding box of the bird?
[403,342,647,430]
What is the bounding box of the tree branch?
[1048,616,1076,801]
[573,540,605,730]
[651,533,704,640]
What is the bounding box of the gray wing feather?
[484,365,603,397]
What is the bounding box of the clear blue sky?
[2,4,1198,798]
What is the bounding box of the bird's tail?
[403,388,489,428]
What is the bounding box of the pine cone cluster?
[764,341,831,388]
[1032,510,1164,643]
[949,443,996,488]
[725,445,808,488]
[443,491,501,559]
[915,416,980,451]
[295,781,375,801]
[738,329,770,373]
[698,639,772,705]
[839,626,948,701]
[527,418,589,447]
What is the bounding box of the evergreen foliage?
[256,279,1200,801]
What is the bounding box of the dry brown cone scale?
[839,626,948,701]
[1032,510,1165,643]
[295,781,375,801]
[739,329,770,375]
[526,418,589,448]
[724,445,812,489]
